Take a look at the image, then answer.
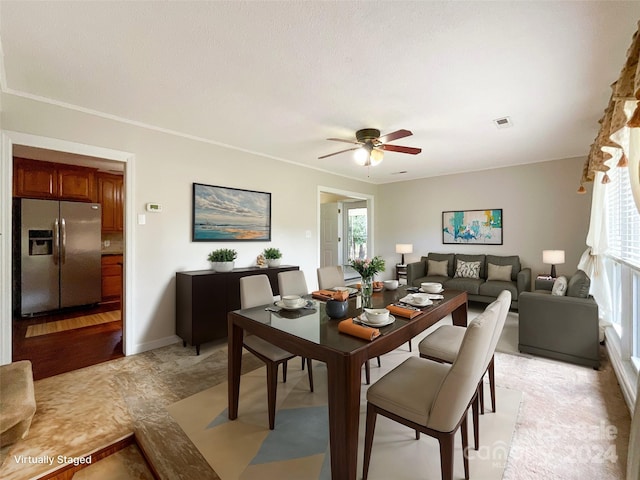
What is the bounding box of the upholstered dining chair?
[417,290,512,448]
[277,270,312,371]
[316,265,382,384]
[239,275,314,430]
[362,299,502,480]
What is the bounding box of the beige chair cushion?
[243,335,293,362]
[366,357,450,426]
[0,360,36,447]
[317,266,345,290]
[418,325,465,363]
[278,270,309,297]
[427,300,501,432]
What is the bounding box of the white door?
[320,203,340,267]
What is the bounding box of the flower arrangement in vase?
[349,256,385,308]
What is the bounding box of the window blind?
[606,165,640,268]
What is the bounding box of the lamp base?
[550,265,557,278]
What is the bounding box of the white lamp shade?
[542,250,565,265]
[396,244,413,254]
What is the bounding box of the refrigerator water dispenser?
[28,230,53,256]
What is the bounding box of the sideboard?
[175,265,299,354]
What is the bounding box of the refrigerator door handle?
[53,218,60,266]
[60,218,67,264]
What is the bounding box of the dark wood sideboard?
[175,265,299,354]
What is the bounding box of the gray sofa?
[518,270,600,369]
[406,253,531,309]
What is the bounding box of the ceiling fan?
[319,128,422,166]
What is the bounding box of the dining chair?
[316,265,382,384]
[277,270,312,371]
[239,275,314,430]
[362,298,502,480]
[417,290,512,448]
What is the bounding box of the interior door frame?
[317,185,374,269]
[0,131,135,365]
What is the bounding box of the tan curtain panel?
[580,22,640,190]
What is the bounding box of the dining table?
[227,286,468,480]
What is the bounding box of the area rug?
[168,344,522,480]
[25,310,120,337]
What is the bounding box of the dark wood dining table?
[227,287,468,480]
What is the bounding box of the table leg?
[326,353,366,480]
[451,301,468,327]
[228,316,243,420]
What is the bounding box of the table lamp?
[542,250,565,278]
[395,244,413,266]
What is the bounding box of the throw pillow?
[427,259,449,277]
[454,260,481,279]
[487,263,512,282]
[551,276,568,296]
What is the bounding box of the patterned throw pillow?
[551,276,568,296]
[454,260,481,279]
[427,259,449,277]
[487,263,512,282]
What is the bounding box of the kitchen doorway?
[4,138,130,380]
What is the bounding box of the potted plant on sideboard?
[208,248,237,272]
[263,247,283,267]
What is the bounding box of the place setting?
[267,295,317,318]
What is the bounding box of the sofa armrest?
[406,260,426,287]
[519,291,599,367]
[517,267,531,294]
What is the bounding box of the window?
[346,207,367,261]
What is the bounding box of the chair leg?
[488,355,496,412]
[266,362,278,430]
[365,360,371,385]
[362,404,377,480]
[301,357,305,371]
[282,360,288,383]
[461,413,470,480]
[438,433,455,480]
[472,390,479,450]
[306,358,314,392]
[479,376,485,414]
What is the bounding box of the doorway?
[1,133,131,379]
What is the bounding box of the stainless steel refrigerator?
[19,198,102,315]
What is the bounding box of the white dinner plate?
[357,313,396,328]
[419,287,444,294]
[399,295,434,307]
[274,300,310,311]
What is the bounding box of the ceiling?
[1,1,639,184]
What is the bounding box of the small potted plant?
[207,248,237,272]
[263,247,283,267]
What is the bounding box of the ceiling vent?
[493,117,513,129]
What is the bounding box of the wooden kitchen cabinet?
[101,254,123,302]
[176,265,299,355]
[13,158,96,202]
[97,173,124,232]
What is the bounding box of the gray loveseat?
[406,253,531,309]
[518,270,599,369]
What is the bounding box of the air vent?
[493,117,513,129]
[391,171,408,175]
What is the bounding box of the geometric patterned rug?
[25,310,120,337]
[168,340,522,480]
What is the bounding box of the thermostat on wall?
[146,203,162,212]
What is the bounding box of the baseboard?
[605,326,638,413]
[129,335,181,355]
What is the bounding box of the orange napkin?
[386,304,422,319]
[312,289,349,301]
[338,318,380,341]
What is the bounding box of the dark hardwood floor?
[12,302,124,381]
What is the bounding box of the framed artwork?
[442,209,503,245]
[192,183,271,242]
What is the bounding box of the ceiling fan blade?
[327,137,361,145]
[381,144,422,155]
[318,147,359,159]
[378,129,413,143]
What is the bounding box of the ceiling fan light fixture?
[354,146,369,165]
[370,148,384,165]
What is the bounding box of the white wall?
[375,158,592,279]
[1,93,378,355]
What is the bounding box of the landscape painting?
[442,209,503,245]
[192,183,271,241]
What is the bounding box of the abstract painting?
[192,183,271,241]
[442,209,503,245]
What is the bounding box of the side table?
[396,264,408,285]
[535,275,556,292]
